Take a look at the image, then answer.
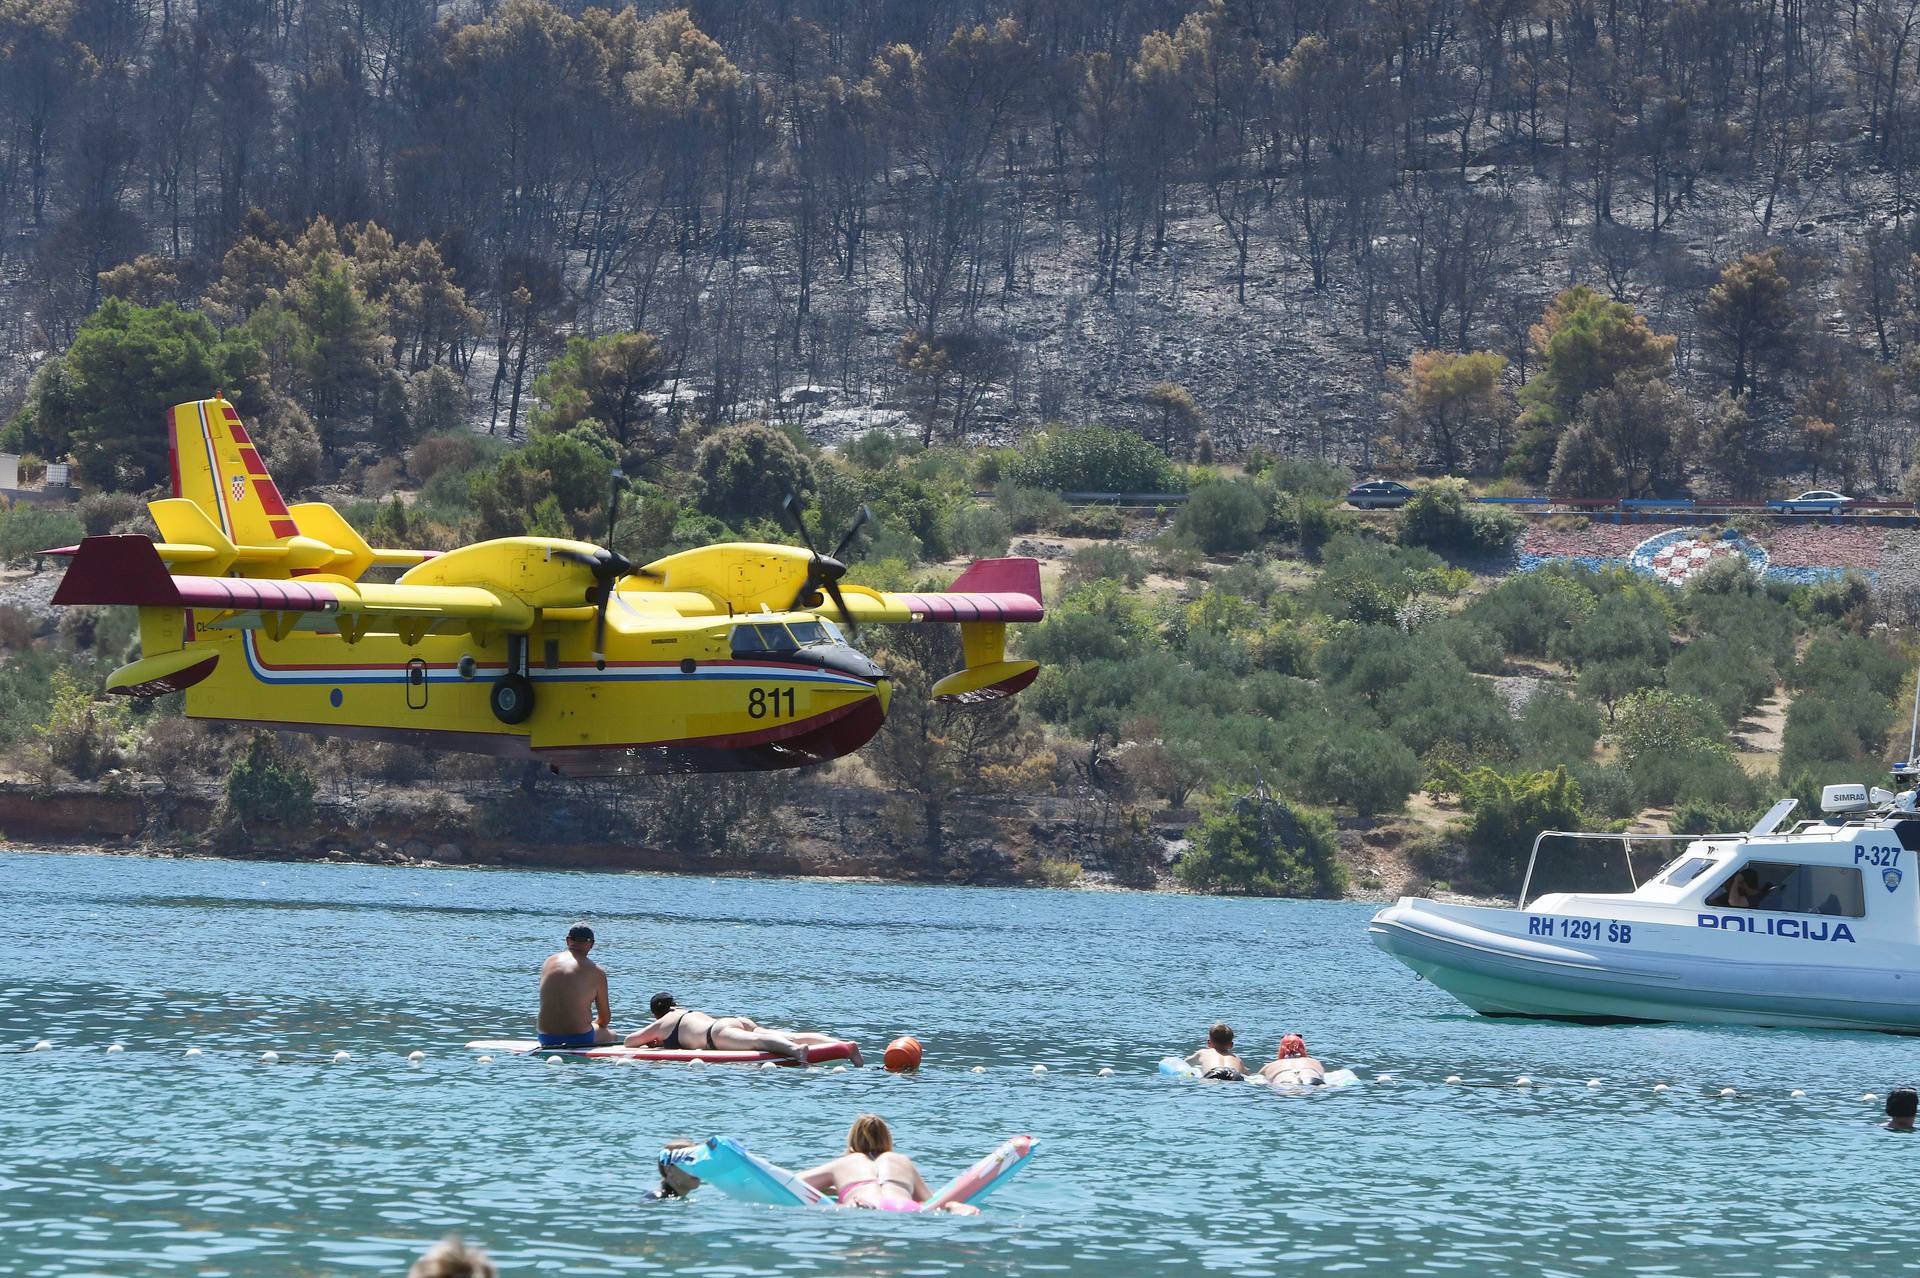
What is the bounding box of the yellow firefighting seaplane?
[49,397,1044,775]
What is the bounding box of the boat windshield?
[1661,856,1717,887]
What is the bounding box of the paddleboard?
[670,1134,1036,1210]
[1159,1056,1359,1092]
[464,1039,856,1066]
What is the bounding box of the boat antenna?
[1897,661,1920,786]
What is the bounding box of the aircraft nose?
[874,677,891,717]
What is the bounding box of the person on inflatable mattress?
[1184,1022,1251,1080]
[626,992,863,1066]
[1256,1034,1328,1088]
[799,1115,980,1214]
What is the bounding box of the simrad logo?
[1698,913,1856,943]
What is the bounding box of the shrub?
[1571,762,1640,819]
[1516,690,1603,767]
[692,422,817,525]
[844,429,919,470]
[1060,505,1125,538]
[995,484,1069,533]
[1065,542,1147,588]
[1395,478,1521,558]
[1303,727,1421,817]
[1613,688,1724,762]
[1260,457,1351,498]
[1462,570,1597,656]
[33,668,127,779]
[1176,792,1346,898]
[75,491,144,535]
[223,731,316,827]
[949,504,1012,558]
[1630,743,1761,810]
[1668,640,1776,728]
[1174,479,1268,554]
[0,505,86,565]
[1672,798,1741,836]
[1428,617,1505,674]
[1436,764,1584,890]
[1003,425,1184,494]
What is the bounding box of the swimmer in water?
[798,1114,980,1214]
[1184,1022,1250,1080]
[650,1139,703,1199]
[1885,1088,1917,1132]
[1257,1033,1327,1087]
[536,924,619,1048]
[626,992,863,1066]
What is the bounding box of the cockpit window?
[788,620,829,646]
[1704,860,1865,916]
[732,623,798,655]
[1661,856,1716,887]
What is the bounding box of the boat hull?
[1370,899,1920,1034]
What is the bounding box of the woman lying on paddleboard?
[1256,1034,1327,1087]
[625,992,862,1066]
[799,1115,980,1214]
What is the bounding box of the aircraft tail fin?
[168,397,301,568]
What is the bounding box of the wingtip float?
[50,396,1047,777]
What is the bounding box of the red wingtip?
[51,535,181,606]
[949,556,1043,600]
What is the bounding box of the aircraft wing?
[827,558,1046,625]
[52,535,535,638]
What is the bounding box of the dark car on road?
[1346,479,1416,510]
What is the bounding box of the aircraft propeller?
[552,468,659,669]
[781,494,872,639]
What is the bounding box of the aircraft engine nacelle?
[637,542,818,614]
[398,537,605,608]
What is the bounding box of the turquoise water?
[3,850,1918,1277]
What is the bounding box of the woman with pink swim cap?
[1257,1033,1329,1087]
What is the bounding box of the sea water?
[1,848,1916,1277]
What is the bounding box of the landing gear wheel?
[490,673,534,725]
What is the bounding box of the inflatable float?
[1158,1057,1358,1091]
[664,1134,1036,1210]
[465,1039,857,1066]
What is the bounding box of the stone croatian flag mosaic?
[1514,522,1880,586]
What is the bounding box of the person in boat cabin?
[1884,1089,1917,1132]
[1185,1023,1250,1080]
[650,1140,703,1199]
[797,1114,979,1214]
[626,992,863,1066]
[536,924,620,1049]
[1709,867,1769,909]
[1257,1034,1328,1087]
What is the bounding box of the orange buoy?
[883,1036,923,1072]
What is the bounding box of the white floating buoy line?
[259,1050,279,1063]
[331,1051,350,1063]
[1097,1067,1114,1077]
[105,1044,124,1055]
[29,1040,51,1053]
[407,1050,425,1063]
[546,1055,563,1066]
[1032,1064,1048,1075]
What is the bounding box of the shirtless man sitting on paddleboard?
[626,992,862,1066]
[536,924,619,1048]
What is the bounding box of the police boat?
[1369,779,1920,1033]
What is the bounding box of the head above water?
[1277,1033,1308,1060]
[565,924,594,953]
[651,992,677,1019]
[1208,1022,1234,1049]
[1889,1088,1918,1120]
[657,1138,701,1198]
[847,1113,893,1157]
